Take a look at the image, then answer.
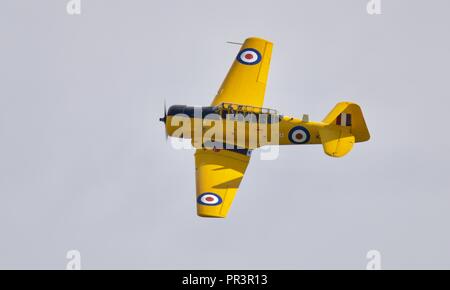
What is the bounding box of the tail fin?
[319,102,370,158]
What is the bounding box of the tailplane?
[319,102,370,158]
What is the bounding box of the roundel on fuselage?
[288,126,310,144]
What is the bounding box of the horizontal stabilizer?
[319,127,355,157]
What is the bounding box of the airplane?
[160,37,370,218]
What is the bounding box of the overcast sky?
[1,0,450,269]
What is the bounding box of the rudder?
[319,102,370,158]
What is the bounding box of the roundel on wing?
[197,192,222,206]
[288,126,311,144]
[236,48,262,65]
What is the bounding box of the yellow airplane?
[160,37,370,218]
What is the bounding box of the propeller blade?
[159,100,168,140]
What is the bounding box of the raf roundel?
[197,192,223,206]
[236,48,262,65]
[288,126,311,144]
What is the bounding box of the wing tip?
[197,213,226,218]
[245,36,272,43]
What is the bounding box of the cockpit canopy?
[167,103,280,119]
[217,103,278,115]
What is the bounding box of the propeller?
[159,100,168,140]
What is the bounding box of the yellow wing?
[211,37,273,107]
[195,149,250,218]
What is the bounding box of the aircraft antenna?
[226,41,243,45]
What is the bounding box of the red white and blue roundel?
[288,126,311,144]
[197,192,222,206]
[237,48,262,65]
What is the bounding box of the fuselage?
[162,103,325,149]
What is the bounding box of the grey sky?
[1,0,450,269]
